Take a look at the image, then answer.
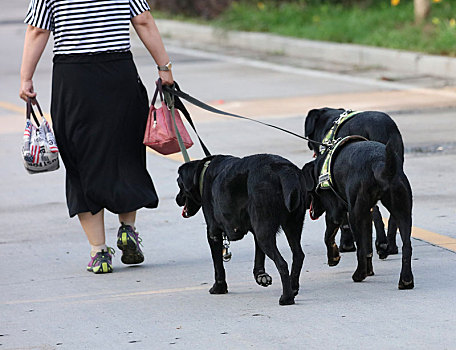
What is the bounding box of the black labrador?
[305,107,404,258]
[176,154,306,305]
[302,140,414,289]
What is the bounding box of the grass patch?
[212,0,456,56]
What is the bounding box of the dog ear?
[304,109,323,137]
[178,161,200,192]
[302,161,316,192]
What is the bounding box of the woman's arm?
[20,25,50,101]
[131,11,174,85]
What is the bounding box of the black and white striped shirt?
[25,0,150,54]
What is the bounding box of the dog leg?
[397,215,414,290]
[253,235,272,288]
[339,216,356,253]
[386,216,399,256]
[349,203,372,282]
[381,179,414,289]
[366,219,375,277]
[207,229,228,295]
[373,205,388,259]
[256,233,294,306]
[325,218,341,267]
[282,216,305,296]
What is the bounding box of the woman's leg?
[78,209,106,250]
[119,211,136,227]
[79,210,113,274]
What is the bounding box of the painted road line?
[0,101,52,121]
[146,148,194,162]
[412,226,456,253]
[3,282,252,306]
[0,101,24,114]
[383,218,456,253]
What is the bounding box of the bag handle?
[151,79,166,107]
[162,84,191,163]
[26,97,44,126]
[157,79,211,160]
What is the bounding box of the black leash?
[163,83,328,148]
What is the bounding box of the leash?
[163,83,328,148]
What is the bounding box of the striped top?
[25,0,150,54]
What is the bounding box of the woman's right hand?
[19,79,36,102]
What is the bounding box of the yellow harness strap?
[319,110,363,154]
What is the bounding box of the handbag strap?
[151,80,164,106]
[26,97,43,126]
[157,79,211,161]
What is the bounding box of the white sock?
[91,244,107,257]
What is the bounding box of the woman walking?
[20,0,174,273]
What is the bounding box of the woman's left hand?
[159,70,174,86]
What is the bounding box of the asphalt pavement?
[1,2,456,349]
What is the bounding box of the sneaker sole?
[117,232,144,265]
[87,263,113,274]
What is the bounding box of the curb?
[156,19,456,80]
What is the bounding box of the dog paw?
[387,244,399,255]
[339,243,356,253]
[291,281,300,296]
[377,243,399,260]
[328,255,341,267]
[279,295,295,306]
[209,281,228,294]
[377,243,389,260]
[398,278,414,290]
[255,273,272,287]
[352,269,367,282]
[367,257,374,276]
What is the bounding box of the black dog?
[302,139,414,289]
[176,154,306,305]
[305,107,404,258]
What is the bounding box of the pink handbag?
[143,81,193,155]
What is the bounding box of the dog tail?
[374,140,399,186]
[278,167,303,212]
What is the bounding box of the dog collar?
[199,160,211,196]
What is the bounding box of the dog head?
[176,160,205,218]
[304,108,344,155]
[302,161,325,220]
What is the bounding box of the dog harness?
[319,110,363,154]
[317,135,368,204]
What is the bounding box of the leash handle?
[159,79,191,163]
[160,80,211,158]
[163,83,327,147]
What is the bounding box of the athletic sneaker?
[87,248,114,274]
[117,222,144,265]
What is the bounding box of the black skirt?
[51,51,158,217]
